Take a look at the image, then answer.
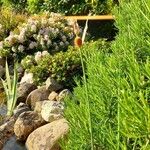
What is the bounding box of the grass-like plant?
[1,61,18,116]
[62,0,150,149]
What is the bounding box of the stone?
[0,104,7,119]
[8,65,14,75]
[14,111,46,141]
[57,89,71,101]
[17,65,24,75]
[0,65,5,78]
[48,91,58,101]
[0,118,15,149]
[26,86,50,109]
[17,65,25,82]
[26,119,69,150]
[46,77,63,92]
[13,103,30,119]
[17,82,37,103]
[34,101,44,114]
[41,100,64,122]
[0,57,5,67]
[2,135,27,150]
[20,72,34,84]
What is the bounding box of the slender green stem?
[79,48,94,150]
[117,95,120,150]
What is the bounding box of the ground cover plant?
[62,0,150,149]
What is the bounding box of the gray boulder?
[0,118,15,149]
[17,82,37,103]
[34,101,44,114]
[57,89,71,101]
[13,103,30,119]
[0,57,5,67]
[0,65,5,78]
[46,77,63,92]
[41,100,64,122]
[26,86,50,109]
[20,72,34,84]
[48,91,58,101]
[14,111,46,141]
[26,119,69,150]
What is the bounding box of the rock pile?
[0,77,71,150]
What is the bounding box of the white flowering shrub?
[20,46,82,87]
[0,13,75,61]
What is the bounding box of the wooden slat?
[64,15,114,20]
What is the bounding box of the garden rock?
[17,82,37,103]
[46,77,63,92]
[48,91,58,101]
[0,117,15,149]
[26,86,50,109]
[17,65,25,81]
[41,100,64,122]
[8,65,14,75]
[14,111,46,141]
[34,101,44,114]
[2,135,27,150]
[57,89,71,101]
[0,65,5,78]
[26,119,69,150]
[20,72,34,84]
[13,103,30,119]
[0,104,7,120]
[0,57,5,67]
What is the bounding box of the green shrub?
[41,0,114,15]
[21,40,110,87]
[27,0,43,13]
[0,13,75,61]
[0,0,115,15]
[1,0,27,12]
[0,6,27,41]
[21,46,82,87]
[62,0,150,149]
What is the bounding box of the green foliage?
[22,46,82,87]
[41,0,114,15]
[112,0,150,62]
[1,0,27,12]
[62,40,116,150]
[1,61,18,116]
[27,0,43,13]
[112,0,150,148]
[0,0,115,15]
[62,0,150,149]
[0,6,27,41]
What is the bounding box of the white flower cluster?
[0,13,75,57]
[35,50,50,63]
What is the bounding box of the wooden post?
[64,15,114,20]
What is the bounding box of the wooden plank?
[64,15,114,20]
